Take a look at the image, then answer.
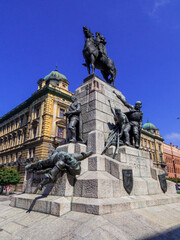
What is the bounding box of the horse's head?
[83,26,94,39]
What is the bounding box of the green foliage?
[166,177,180,183]
[0,167,21,186]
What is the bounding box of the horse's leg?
[85,60,91,75]
[109,68,116,87]
[90,54,96,74]
[101,70,109,83]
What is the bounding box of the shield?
[122,169,133,194]
[158,173,167,193]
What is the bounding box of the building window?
[20,116,24,127]
[28,148,35,160]
[25,114,29,124]
[13,136,16,146]
[59,109,64,119]
[7,124,10,133]
[29,149,31,159]
[36,108,39,118]
[32,148,35,159]
[57,127,63,138]
[35,105,40,119]
[16,119,18,128]
[18,134,21,144]
[33,127,37,138]
[24,132,26,143]
[11,122,14,131]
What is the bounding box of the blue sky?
[0,0,180,146]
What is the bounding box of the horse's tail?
[114,67,117,79]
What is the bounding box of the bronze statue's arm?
[71,151,93,161]
[139,113,143,128]
[65,103,81,116]
[76,103,81,113]
[113,91,133,109]
[108,100,115,118]
[119,117,127,138]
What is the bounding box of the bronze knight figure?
[113,91,143,148]
[102,100,130,158]
[65,95,83,143]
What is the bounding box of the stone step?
[10,193,71,217]
[75,169,175,198]
[72,194,180,215]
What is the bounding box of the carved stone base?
[10,194,71,217]
[72,194,180,215]
[11,147,180,216]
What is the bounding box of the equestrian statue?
[82,26,117,87]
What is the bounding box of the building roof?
[44,69,69,84]
[143,121,156,131]
[0,86,71,124]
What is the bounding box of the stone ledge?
[10,194,71,217]
[72,194,180,215]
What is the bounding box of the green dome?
[44,70,67,81]
[143,121,156,131]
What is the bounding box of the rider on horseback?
[95,32,107,58]
[82,26,117,87]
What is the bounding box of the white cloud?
[149,0,170,18]
[165,133,180,141]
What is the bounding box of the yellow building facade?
[140,121,165,168]
[0,69,72,189]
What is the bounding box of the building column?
[38,101,44,137]
[51,101,57,137]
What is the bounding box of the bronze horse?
[82,26,117,87]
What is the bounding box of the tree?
[0,167,21,187]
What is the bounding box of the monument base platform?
[10,145,180,216]
[10,193,180,216]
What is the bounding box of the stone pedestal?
[11,75,180,216]
[75,74,128,153]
